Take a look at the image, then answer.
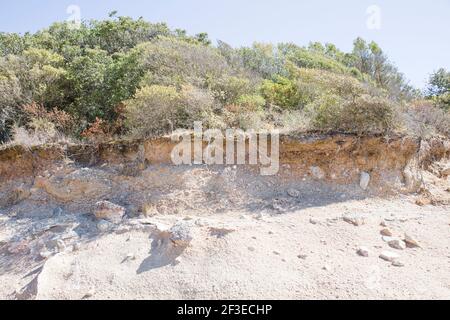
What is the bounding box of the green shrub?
[236,94,265,112]
[307,94,395,134]
[260,76,301,109]
[125,85,221,137]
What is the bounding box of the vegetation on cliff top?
[1,14,449,145]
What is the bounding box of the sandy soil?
[1,192,449,300]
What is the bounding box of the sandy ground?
[1,193,449,300]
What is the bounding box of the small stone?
[56,239,66,252]
[322,265,332,271]
[441,167,450,177]
[382,236,395,242]
[404,234,421,248]
[248,247,255,252]
[169,221,193,246]
[343,215,365,226]
[83,288,96,299]
[39,250,52,259]
[357,246,369,257]
[287,188,300,198]
[360,172,371,190]
[53,207,63,217]
[392,260,405,267]
[380,221,387,227]
[309,218,319,225]
[379,251,400,262]
[297,254,307,259]
[415,197,431,206]
[97,219,112,232]
[380,228,393,236]
[72,243,81,252]
[94,201,125,223]
[388,238,406,250]
[125,253,136,261]
[310,166,325,180]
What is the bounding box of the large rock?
[94,201,125,223]
[169,221,193,246]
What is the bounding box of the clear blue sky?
[1,0,449,89]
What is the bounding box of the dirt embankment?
[0,133,449,300]
[1,133,448,190]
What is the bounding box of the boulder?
[169,221,193,246]
[94,201,125,223]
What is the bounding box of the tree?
[426,68,450,110]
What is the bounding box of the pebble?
[404,234,421,248]
[388,238,406,250]
[343,215,366,226]
[392,260,405,267]
[360,172,371,190]
[357,246,370,257]
[380,228,393,236]
[97,219,112,232]
[379,251,399,262]
[287,188,300,198]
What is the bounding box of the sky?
[1,0,449,89]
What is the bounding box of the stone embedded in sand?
[404,234,421,248]
[441,167,450,177]
[388,238,406,250]
[415,197,431,206]
[357,246,370,257]
[359,172,371,190]
[287,188,300,198]
[380,228,393,236]
[169,221,193,246]
[39,250,52,259]
[310,166,325,180]
[392,260,405,267]
[343,215,366,226]
[94,201,125,223]
[97,219,113,232]
[379,250,399,262]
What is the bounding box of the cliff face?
[1,133,448,187]
[0,134,449,300]
[0,134,449,218]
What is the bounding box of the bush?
[307,94,396,134]
[125,85,220,137]
[236,94,265,112]
[402,100,450,137]
[261,76,301,109]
